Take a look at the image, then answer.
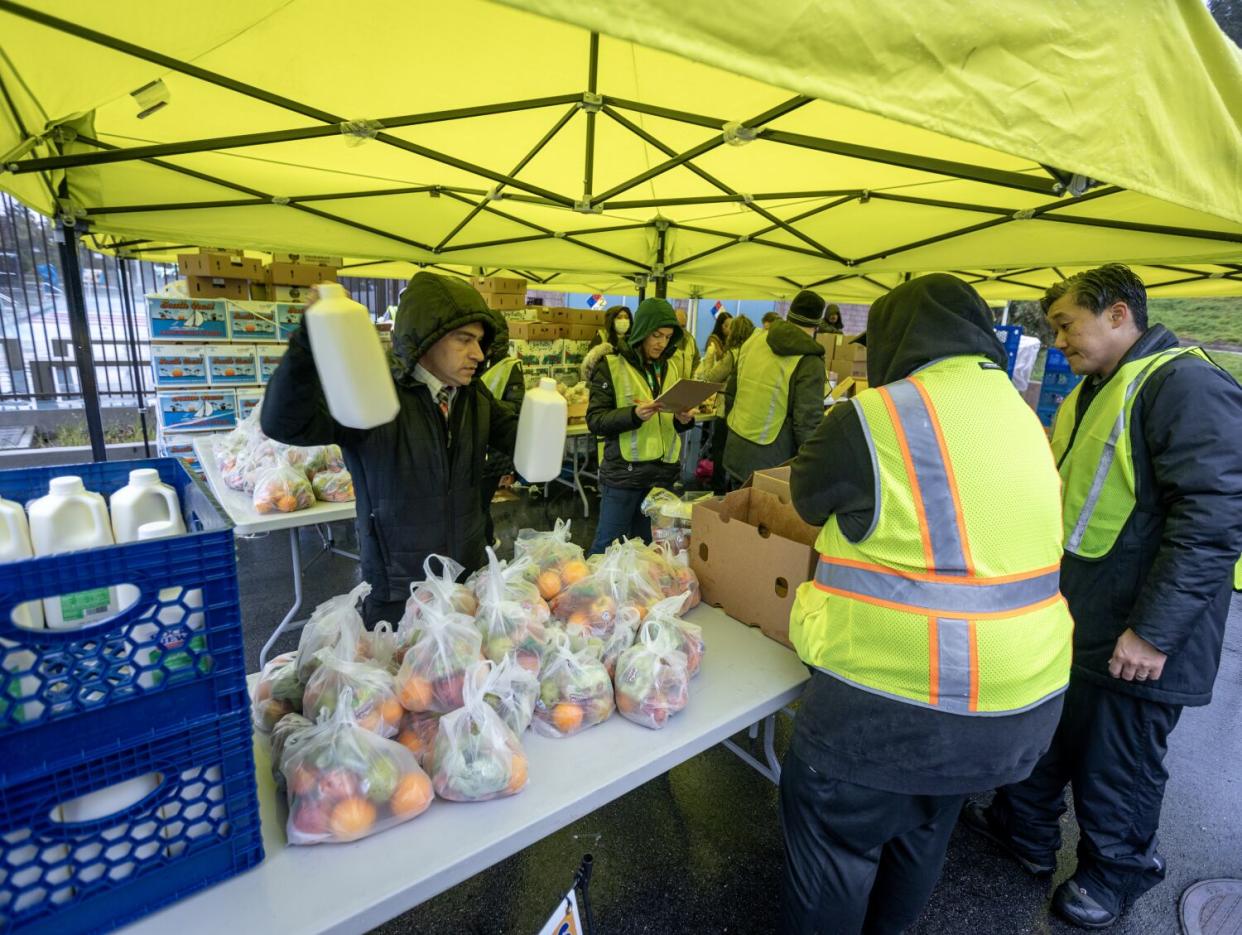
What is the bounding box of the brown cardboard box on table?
[471,275,527,294]
[832,356,869,379]
[271,252,343,267]
[816,333,843,357]
[509,321,564,341]
[564,323,598,342]
[690,466,820,648]
[178,252,264,281]
[484,292,527,312]
[568,308,607,326]
[538,307,570,324]
[186,275,249,300]
[828,376,869,401]
[267,261,338,287]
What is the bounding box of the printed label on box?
[206,347,259,385]
[151,346,208,387]
[236,390,264,420]
[157,390,237,432]
[276,303,306,340]
[256,345,287,383]
[146,297,229,340]
[225,301,279,342]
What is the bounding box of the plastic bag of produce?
[614,618,691,730]
[270,712,314,790]
[633,541,701,611]
[598,608,641,679]
[512,519,589,601]
[312,468,355,503]
[394,710,440,767]
[253,462,314,514]
[296,582,370,682]
[473,547,551,673]
[549,538,664,639]
[359,620,398,672]
[303,444,345,478]
[397,556,478,656]
[302,648,403,738]
[394,604,482,714]
[284,690,434,845]
[532,630,614,738]
[643,593,704,677]
[476,656,538,736]
[640,488,708,555]
[252,650,304,733]
[430,668,528,802]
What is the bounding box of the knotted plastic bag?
[513,519,589,601]
[296,582,370,682]
[429,666,529,802]
[532,630,614,738]
[614,617,691,730]
[252,650,304,733]
[302,647,402,738]
[473,547,551,674]
[394,602,482,714]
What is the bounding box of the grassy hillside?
[1207,349,1242,384]
[1147,297,1242,346]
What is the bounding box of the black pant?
[780,748,966,934]
[988,677,1182,914]
[363,595,406,628]
[709,420,729,494]
[587,484,652,555]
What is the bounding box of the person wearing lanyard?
[262,272,519,625]
[585,297,696,555]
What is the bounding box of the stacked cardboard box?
[472,276,527,311]
[178,251,264,300]
[690,467,820,648]
[261,261,337,303]
[828,334,868,381]
[508,304,605,341]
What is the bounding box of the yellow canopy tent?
[2,0,1240,298]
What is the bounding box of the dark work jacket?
[785,274,1063,795]
[1058,325,1242,706]
[481,360,524,485]
[587,342,695,491]
[262,324,519,604]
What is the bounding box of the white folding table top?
[193,436,357,536]
[122,605,807,935]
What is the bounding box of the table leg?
[258,528,304,669]
[721,714,782,785]
[572,439,589,518]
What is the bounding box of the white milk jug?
[28,476,116,629]
[305,282,399,429]
[513,377,568,483]
[0,496,42,629]
[110,468,185,544]
[129,519,205,691]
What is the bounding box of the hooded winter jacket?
[587,298,695,490]
[262,273,519,620]
[722,319,825,483]
[785,274,1063,794]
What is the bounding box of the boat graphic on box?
[157,390,237,432]
[151,346,208,387]
[146,296,229,340]
[226,301,279,342]
[206,346,258,385]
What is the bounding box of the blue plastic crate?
[0,458,247,780]
[0,706,263,934]
[1036,349,1082,426]
[994,325,1023,376]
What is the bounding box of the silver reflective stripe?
[759,380,783,442]
[814,561,1061,615]
[935,618,973,712]
[1066,351,1179,552]
[850,396,883,542]
[883,380,968,574]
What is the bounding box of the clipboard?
[654,379,724,412]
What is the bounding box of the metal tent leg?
[259,528,304,669]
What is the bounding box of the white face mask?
[614,318,631,335]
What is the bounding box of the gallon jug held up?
[28,476,117,629]
[513,377,568,484]
[305,282,400,430]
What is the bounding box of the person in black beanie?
[723,290,827,485]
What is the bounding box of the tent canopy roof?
[3,0,1241,299]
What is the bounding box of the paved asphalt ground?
[235,487,1241,934]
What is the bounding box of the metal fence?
[0,193,406,421]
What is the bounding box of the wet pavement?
[235,487,1242,934]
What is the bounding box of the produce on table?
[394,710,440,768]
[512,519,589,601]
[632,541,701,611]
[296,582,369,682]
[252,650,304,733]
[270,712,315,790]
[283,690,434,845]
[430,666,529,802]
[472,547,551,673]
[640,488,711,555]
[253,463,315,514]
[302,648,403,738]
[597,609,641,679]
[215,409,352,505]
[549,538,666,640]
[532,630,614,738]
[475,656,538,736]
[394,603,483,715]
[303,444,345,478]
[312,469,355,503]
[358,620,398,673]
[397,555,479,657]
[614,618,691,730]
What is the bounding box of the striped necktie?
[436,386,451,422]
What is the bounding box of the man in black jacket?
[962,265,1242,929]
[782,275,1067,933]
[586,297,695,555]
[261,272,519,625]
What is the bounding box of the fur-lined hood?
[581,340,614,382]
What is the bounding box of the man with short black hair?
[762,311,781,330]
[961,263,1242,929]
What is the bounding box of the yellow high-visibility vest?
[791,356,1073,714]
[727,332,802,445]
[481,357,519,398]
[1050,347,1210,558]
[601,354,681,464]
